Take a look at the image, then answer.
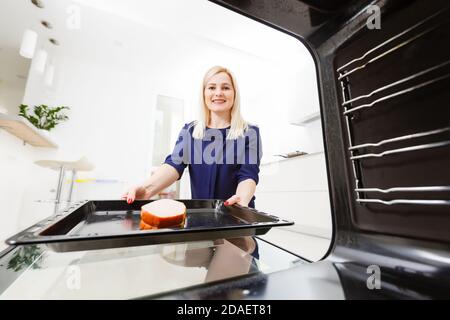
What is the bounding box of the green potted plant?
[18,104,70,133]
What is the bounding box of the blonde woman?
[122,66,262,208]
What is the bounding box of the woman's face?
[204,72,235,114]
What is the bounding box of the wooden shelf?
[290,111,321,126]
[0,114,58,148]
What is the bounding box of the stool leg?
[67,170,76,204]
[54,166,65,214]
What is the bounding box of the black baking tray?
[6,200,293,252]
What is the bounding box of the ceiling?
[70,0,309,62]
[0,0,313,107]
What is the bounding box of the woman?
[122,66,262,208]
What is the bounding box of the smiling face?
[204,72,235,114]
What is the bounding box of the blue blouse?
[164,122,262,208]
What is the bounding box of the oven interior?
[212,0,450,245]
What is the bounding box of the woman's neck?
[208,112,231,128]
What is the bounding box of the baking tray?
[6,200,293,252]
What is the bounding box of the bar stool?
[34,156,95,213]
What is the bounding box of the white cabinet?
[290,111,320,126]
[256,152,332,238]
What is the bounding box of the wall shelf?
[0,113,58,148]
[290,111,320,126]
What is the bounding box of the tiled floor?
[258,228,332,262]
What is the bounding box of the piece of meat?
[140,199,186,229]
[139,220,157,230]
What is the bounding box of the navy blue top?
[164,122,262,208]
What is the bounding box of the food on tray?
[139,220,157,230]
[140,199,186,229]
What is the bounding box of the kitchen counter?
[261,150,324,166]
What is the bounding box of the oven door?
[0,237,307,299]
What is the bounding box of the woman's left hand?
[225,179,256,207]
[224,195,246,207]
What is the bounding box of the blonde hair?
[192,66,248,140]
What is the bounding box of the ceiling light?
[34,49,48,74]
[19,29,38,59]
[31,0,45,8]
[49,38,60,46]
[41,20,53,29]
[45,64,55,87]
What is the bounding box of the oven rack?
[336,7,450,206]
[337,7,450,78]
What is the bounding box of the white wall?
[0,47,30,115]
[0,129,57,246]
[0,87,24,115]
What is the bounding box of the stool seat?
[34,156,94,172]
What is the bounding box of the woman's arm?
[227,126,262,207]
[142,163,180,196]
[122,164,180,203]
[225,178,256,207]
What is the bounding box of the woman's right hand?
[121,186,152,204]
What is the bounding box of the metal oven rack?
[336,7,450,207]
